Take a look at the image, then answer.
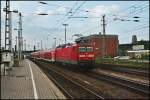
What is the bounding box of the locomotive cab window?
[79,47,86,52]
[86,47,93,52]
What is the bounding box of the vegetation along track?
[96,64,149,77]
[31,59,105,99]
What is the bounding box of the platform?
[1,59,66,99]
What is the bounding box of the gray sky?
[1,1,149,50]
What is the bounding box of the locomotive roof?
[56,43,74,48]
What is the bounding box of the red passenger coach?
[45,49,55,61]
[31,52,40,58]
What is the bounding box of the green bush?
[141,54,149,60]
[96,56,149,69]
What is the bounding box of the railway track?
[32,59,105,99]
[96,64,149,77]
[51,61,149,96]
[87,71,149,96]
[30,58,149,98]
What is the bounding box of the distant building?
[119,44,133,56]
[75,34,119,58]
[132,35,137,44]
[127,50,149,59]
[119,38,149,56]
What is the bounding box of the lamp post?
[15,36,18,52]
[59,38,62,45]
[14,28,21,60]
[63,24,68,44]
[24,39,26,51]
[53,38,56,48]
[41,40,43,50]
[37,42,40,51]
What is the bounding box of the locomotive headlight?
[87,54,94,57]
[79,55,85,57]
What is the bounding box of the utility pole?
[21,37,23,53]
[19,12,23,60]
[54,38,56,48]
[59,38,62,45]
[102,15,106,35]
[24,39,26,51]
[101,14,106,57]
[18,29,20,60]
[34,45,36,51]
[37,42,40,51]
[16,36,17,51]
[28,44,30,51]
[15,36,17,57]
[18,12,23,60]
[41,40,43,50]
[63,24,68,44]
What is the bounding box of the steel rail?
[88,71,149,96]
[33,59,104,99]
[33,59,74,99]
[30,58,149,97]
[96,64,149,77]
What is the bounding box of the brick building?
[75,34,119,58]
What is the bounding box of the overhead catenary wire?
[2,1,148,49]
[56,1,80,26]
[36,1,148,39]
[36,1,87,42]
[56,1,87,27]
[119,26,149,40]
[37,0,148,45]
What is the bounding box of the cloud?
[88,5,120,17]
[35,5,47,14]
[47,9,54,14]
[57,6,67,13]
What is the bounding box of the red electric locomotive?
[55,43,95,67]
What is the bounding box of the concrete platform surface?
[1,59,66,99]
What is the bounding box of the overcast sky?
[1,1,149,50]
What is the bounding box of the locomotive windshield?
[86,47,93,52]
[79,47,86,52]
[79,47,93,52]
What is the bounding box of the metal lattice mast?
[4,0,12,51]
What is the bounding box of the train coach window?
[87,47,93,52]
[79,47,86,52]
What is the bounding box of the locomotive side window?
[79,47,86,52]
[86,47,93,52]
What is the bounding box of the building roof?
[75,34,118,43]
[127,50,149,53]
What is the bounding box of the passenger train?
[31,43,95,68]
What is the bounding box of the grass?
[96,57,149,70]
